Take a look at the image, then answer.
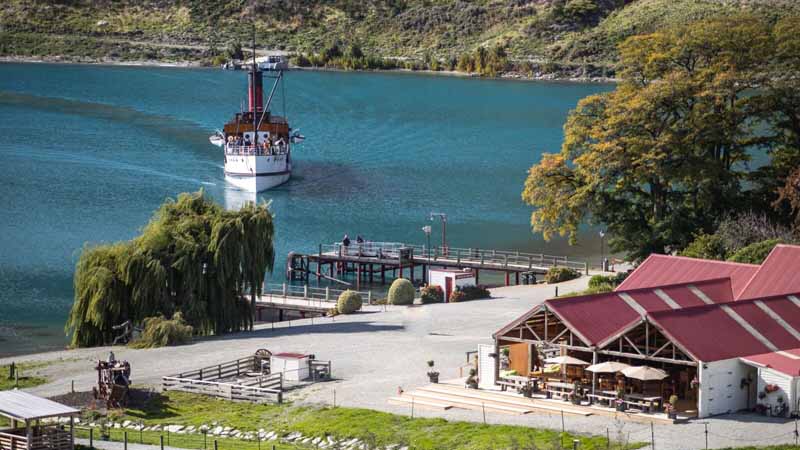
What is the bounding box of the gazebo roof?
[0,390,79,421]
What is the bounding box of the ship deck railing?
[225,145,289,156]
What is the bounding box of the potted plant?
[616,387,626,411]
[500,348,510,369]
[466,368,479,389]
[667,395,679,419]
[571,381,583,405]
[426,360,439,383]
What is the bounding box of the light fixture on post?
[421,225,432,258]
[598,230,606,271]
[429,212,447,255]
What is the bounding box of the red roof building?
[492,244,800,418]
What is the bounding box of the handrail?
[319,241,586,270]
[224,144,288,156]
[261,283,371,303]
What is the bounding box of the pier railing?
[261,283,372,304]
[321,241,586,271]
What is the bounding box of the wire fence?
[73,413,800,450]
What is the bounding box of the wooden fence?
[162,356,283,404]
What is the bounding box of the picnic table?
[497,375,539,393]
[625,393,662,413]
[545,381,575,400]
[586,392,617,406]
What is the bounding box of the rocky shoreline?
[0,55,617,83]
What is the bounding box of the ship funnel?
[248,66,264,113]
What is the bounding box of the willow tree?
[522,14,800,260]
[66,191,274,347]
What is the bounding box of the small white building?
[270,352,311,381]
[427,268,476,302]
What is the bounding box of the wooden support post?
[475,269,479,285]
[422,265,427,283]
[505,272,510,286]
[356,265,361,290]
[410,263,415,283]
[369,264,374,283]
[515,272,520,285]
[381,265,386,284]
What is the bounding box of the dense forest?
[2,0,800,77]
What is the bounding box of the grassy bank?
[98,391,638,449]
[0,361,48,391]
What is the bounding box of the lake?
[0,63,612,356]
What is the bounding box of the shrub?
[420,285,444,304]
[449,290,466,302]
[544,267,580,284]
[337,290,362,314]
[727,239,783,264]
[588,274,614,288]
[679,233,728,260]
[459,285,491,301]
[132,313,193,348]
[388,278,415,305]
[716,212,793,253]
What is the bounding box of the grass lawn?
[97,391,640,450]
[0,361,48,391]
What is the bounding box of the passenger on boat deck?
[342,234,351,247]
[356,235,364,244]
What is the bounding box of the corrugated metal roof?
[544,278,735,346]
[737,245,800,300]
[741,348,800,377]
[0,390,79,420]
[616,254,759,298]
[648,295,800,362]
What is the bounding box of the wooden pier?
[254,284,371,321]
[287,242,588,289]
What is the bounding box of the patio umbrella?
[543,355,591,366]
[585,361,631,373]
[621,365,668,381]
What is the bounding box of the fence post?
[160,435,164,450]
[204,430,208,449]
[704,423,708,449]
[325,287,330,301]
[282,283,287,297]
[89,428,93,448]
[214,440,219,450]
[367,291,372,305]
[650,422,654,450]
[140,423,144,443]
[124,431,128,450]
[560,410,565,449]
[606,428,609,450]
[304,284,309,299]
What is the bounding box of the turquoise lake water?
[0,63,612,356]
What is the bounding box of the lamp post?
[429,212,447,255]
[598,230,606,272]
[422,225,432,259]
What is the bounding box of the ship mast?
[251,26,258,148]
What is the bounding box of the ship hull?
[224,153,291,192]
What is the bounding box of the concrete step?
[388,396,453,410]
[404,390,532,415]
[421,384,591,416]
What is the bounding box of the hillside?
[1,0,798,76]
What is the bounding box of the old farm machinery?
[93,353,131,408]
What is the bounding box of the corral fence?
[162,356,283,404]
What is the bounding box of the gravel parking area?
[3,277,798,450]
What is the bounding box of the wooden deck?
[390,382,678,424]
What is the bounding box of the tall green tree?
[66,191,274,348]
[522,14,800,260]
